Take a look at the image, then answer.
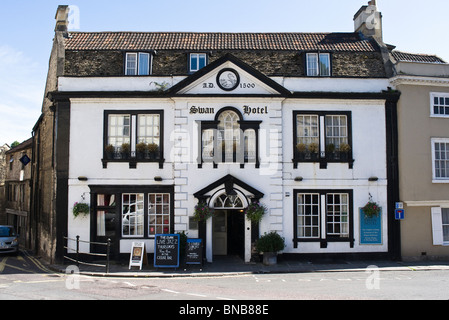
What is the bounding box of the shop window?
[293,111,353,169]
[122,193,144,237]
[148,193,171,235]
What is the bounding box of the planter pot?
[262,252,277,266]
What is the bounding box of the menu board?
[129,242,147,270]
[154,234,180,268]
[185,239,203,265]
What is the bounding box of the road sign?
[395,202,404,209]
[395,209,405,220]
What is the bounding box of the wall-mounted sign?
[154,234,180,268]
[129,242,147,270]
[217,68,240,91]
[395,209,405,220]
[243,105,268,115]
[189,106,215,114]
[360,208,382,245]
[189,105,269,116]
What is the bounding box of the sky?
[1,0,449,146]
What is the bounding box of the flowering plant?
[193,201,213,222]
[362,201,381,218]
[244,201,267,223]
[73,202,90,218]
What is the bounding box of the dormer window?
[306,53,331,77]
[125,52,151,75]
[189,53,207,73]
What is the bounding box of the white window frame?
[306,53,331,77]
[121,193,145,238]
[125,52,151,76]
[430,92,449,118]
[190,53,207,73]
[431,138,449,183]
[148,193,171,236]
[431,207,449,246]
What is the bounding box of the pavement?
[49,255,449,278]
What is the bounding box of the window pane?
[244,129,256,161]
[138,114,160,145]
[326,193,349,237]
[138,53,150,75]
[122,193,144,237]
[126,53,137,75]
[307,53,318,76]
[217,110,241,162]
[199,54,207,69]
[325,115,348,148]
[202,129,214,161]
[296,115,319,146]
[434,142,449,179]
[297,193,320,238]
[108,115,131,149]
[148,193,170,235]
[319,53,330,76]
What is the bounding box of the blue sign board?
[360,208,382,245]
[395,209,405,220]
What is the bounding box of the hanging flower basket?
[362,201,381,218]
[73,202,90,218]
[193,201,213,222]
[244,201,267,223]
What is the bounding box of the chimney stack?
[55,5,69,32]
[354,0,383,43]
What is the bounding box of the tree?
[10,141,20,148]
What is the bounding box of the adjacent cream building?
[390,52,449,260]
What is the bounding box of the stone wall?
[64,50,386,78]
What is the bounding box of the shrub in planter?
[121,143,131,159]
[255,232,286,265]
[147,143,159,159]
[136,142,148,159]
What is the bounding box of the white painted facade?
[63,59,391,262]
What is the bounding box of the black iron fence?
[63,235,111,273]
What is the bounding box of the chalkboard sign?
[154,234,180,268]
[185,239,203,265]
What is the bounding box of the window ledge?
[432,179,449,184]
[102,158,164,169]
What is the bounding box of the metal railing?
[63,235,111,273]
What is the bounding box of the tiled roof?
[64,32,378,52]
[392,51,446,64]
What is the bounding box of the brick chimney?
[354,0,383,43]
[55,5,69,32]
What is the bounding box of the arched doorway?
[193,174,264,263]
[211,191,247,258]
